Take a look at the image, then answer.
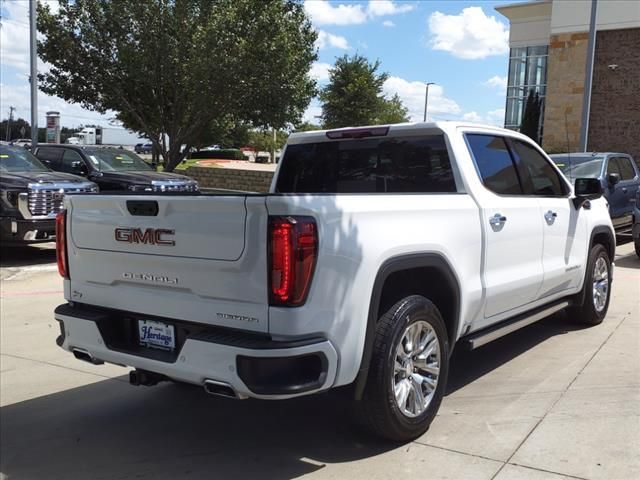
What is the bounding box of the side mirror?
[71,161,88,176]
[573,177,602,209]
[607,173,621,187]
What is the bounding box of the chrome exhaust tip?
[203,379,244,399]
[72,347,104,365]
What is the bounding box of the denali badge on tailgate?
[115,227,175,246]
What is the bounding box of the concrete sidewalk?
[0,243,638,479]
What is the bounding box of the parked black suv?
[1,145,97,245]
[33,145,198,192]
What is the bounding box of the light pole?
[29,0,38,149]
[423,82,435,122]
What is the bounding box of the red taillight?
[56,210,69,279]
[269,216,317,306]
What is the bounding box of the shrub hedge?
[190,149,246,160]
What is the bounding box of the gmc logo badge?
[115,228,175,246]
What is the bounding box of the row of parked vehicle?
[0,144,198,246]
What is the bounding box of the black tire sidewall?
[581,244,612,324]
[379,296,450,439]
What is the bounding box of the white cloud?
[428,7,509,60]
[0,0,121,128]
[484,75,508,89]
[315,30,349,50]
[304,1,367,26]
[1,1,60,73]
[487,108,505,125]
[382,20,395,28]
[302,100,323,124]
[0,82,114,127]
[462,111,483,123]
[461,108,505,126]
[309,62,332,82]
[304,0,413,26]
[382,77,461,122]
[367,1,414,17]
[0,19,30,71]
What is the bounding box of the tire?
[358,295,449,442]
[569,244,612,325]
[635,239,640,259]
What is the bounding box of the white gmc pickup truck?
[54,122,615,441]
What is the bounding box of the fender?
[353,253,461,400]
[573,225,616,307]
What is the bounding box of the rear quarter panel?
[266,194,483,386]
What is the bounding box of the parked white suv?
[53,122,614,441]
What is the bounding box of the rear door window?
[276,135,456,193]
[465,134,522,195]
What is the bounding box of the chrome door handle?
[544,210,557,224]
[489,213,507,226]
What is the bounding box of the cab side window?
[606,158,622,176]
[615,157,636,180]
[466,134,522,195]
[61,149,86,174]
[510,139,568,196]
[35,147,63,170]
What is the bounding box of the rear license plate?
[138,319,175,351]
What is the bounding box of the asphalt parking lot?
[1,242,638,480]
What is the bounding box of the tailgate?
[66,194,270,333]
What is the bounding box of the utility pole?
[29,0,38,149]
[423,82,435,122]
[579,0,598,152]
[5,106,15,141]
[272,127,276,164]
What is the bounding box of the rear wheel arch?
[353,253,461,400]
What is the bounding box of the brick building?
[496,0,640,160]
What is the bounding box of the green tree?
[247,129,287,152]
[1,117,31,141]
[320,55,382,128]
[520,89,542,143]
[293,121,322,132]
[37,0,317,171]
[376,93,410,125]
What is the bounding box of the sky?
[0,0,520,129]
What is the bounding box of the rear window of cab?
[275,135,456,194]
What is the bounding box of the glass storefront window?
[504,45,548,135]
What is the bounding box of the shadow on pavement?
[446,311,587,395]
[0,244,56,268]
[0,379,389,479]
[615,251,639,269]
[1,311,598,479]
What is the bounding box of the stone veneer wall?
[541,32,589,153]
[588,28,640,161]
[185,166,274,192]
